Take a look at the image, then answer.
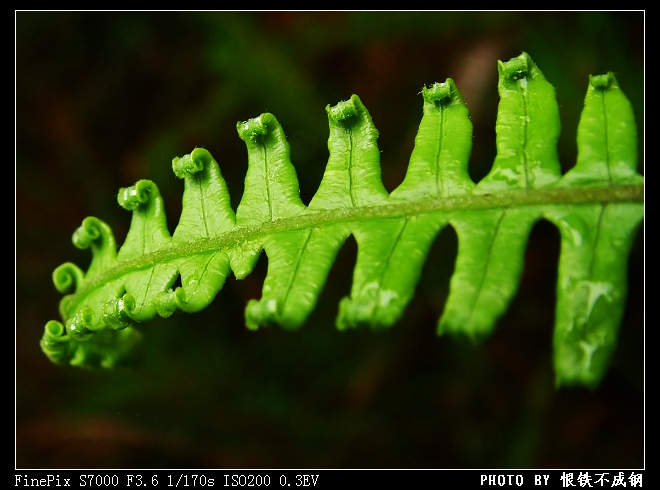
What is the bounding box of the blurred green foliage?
[16,12,643,468]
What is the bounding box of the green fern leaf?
[40,52,643,388]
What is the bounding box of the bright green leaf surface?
[41,53,643,389]
[545,70,643,387]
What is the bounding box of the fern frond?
[41,52,643,388]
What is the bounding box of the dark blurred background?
[16,12,644,469]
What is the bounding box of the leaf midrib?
[65,183,643,314]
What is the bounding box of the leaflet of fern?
[41,53,643,388]
[439,55,561,342]
[546,73,643,387]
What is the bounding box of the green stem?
[64,182,643,318]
